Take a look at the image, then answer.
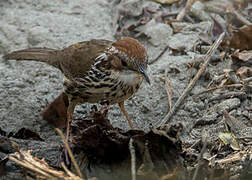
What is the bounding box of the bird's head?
[110,37,150,84]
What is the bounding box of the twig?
[129,138,136,180]
[243,77,252,83]
[188,139,201,149]
[192,129,208,180]
[194,84,245,97]
[161,11,179,19]
[164,70,172,111]
[176,0,195,21]
[208,91,246,102]
[233,10,252,26]
[56,128,83,179]
[9,155,55,179]
[215,152,242,164]
[61,162,78,177]
[149,45,168,65]
[155,32,225,127]
[237,136,252,140]
[8,150,83,179]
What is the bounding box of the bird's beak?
[139,66,150,84]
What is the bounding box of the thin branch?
[243,77,252,83]
[176,0,195,21]
[61,162,78,177]
[209,91,246,102]
[129,138,136,180]
[8,150,83,179]
[215,152,242,164]
[149,45,168,65]
[233,10,252,26]
[192,129,208,180]
[194,84,245,97]
[154,32,225,127]
[8,155,55,179]
[56,128,83,179]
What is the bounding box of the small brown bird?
[4,37,150,141]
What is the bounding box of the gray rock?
[136,19,173,46]
[190,1,211,21]
[27,26,51,46]
[214,98,241,114]
[167,33,199,51]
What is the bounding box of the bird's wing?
[58,39,113,79]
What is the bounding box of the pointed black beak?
[139,66,150,84]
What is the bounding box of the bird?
[3,37,150,142]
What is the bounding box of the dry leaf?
[211,15,225,38]
[233,50,252,61]
[199,32,212,45]
[236,66,252,79]
[229,25,252,50]
[218,132,241,151]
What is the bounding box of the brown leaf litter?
[69,106,184,180]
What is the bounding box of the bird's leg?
[66,100,77,143]
[64,100,77,166]
[119,101,134,129]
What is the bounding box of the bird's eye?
[121,60,127,67]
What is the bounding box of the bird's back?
[58,39,113,79]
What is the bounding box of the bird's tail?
[3,47,60,68]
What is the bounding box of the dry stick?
[192,129,208,180]
[215,152,242,164]
[233,10,252,26]
[192,141,207,180]
[208,91,246,102]
[10,150,55,178]
[237,136,252,140]
[164,70,172,111]
[243,77,252,83]
[161,11,179,19]
[61,162,79,178]
[9,150,83,180]
[21,155,64,178]
[195,83,246,97]
[176,0,195,21]
[8,156,55,179]
[56,128,83,179]
[155,32,225,127]
[129,138,136,180]
[61,162,72,176]
[149,45,168,65]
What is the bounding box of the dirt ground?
[0,0,251,179]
